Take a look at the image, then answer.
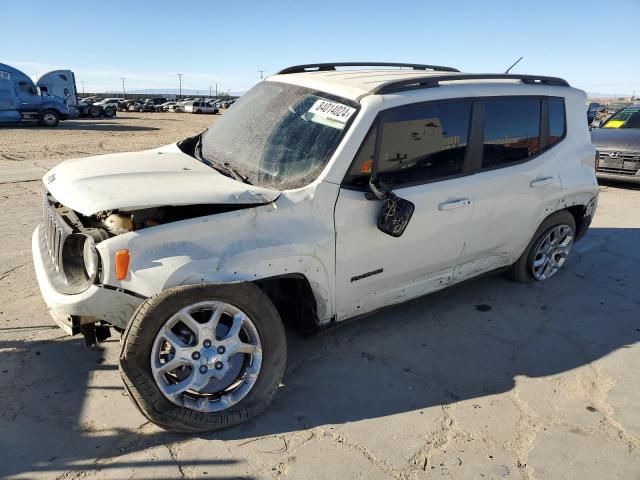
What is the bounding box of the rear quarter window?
[548,97,566,145]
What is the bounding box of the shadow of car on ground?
[1,227,638,478]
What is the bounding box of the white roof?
[267,69,568,102]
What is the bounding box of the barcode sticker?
[308,99,356,124]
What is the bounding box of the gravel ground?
[0,113,638,479]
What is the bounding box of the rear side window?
[482,98,541,168]
[548,97,565,146]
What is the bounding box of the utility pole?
[177,73,183,99]
[258,70,265,80]
[209,85,212,97]
[215,83,218,96]
[120,77,126,99]
[80,81,85,95]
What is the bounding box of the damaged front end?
[39,187,273,346]
[34,141,284,345]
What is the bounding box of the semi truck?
[36,70,116,118]
[0,63,70,127]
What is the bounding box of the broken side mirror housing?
[367,178,415,237]
[377,192,415,237]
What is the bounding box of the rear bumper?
[597,172,640,184]
[32,225,144,334]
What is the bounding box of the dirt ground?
[0,113,638,480]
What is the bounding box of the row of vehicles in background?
[0,62,122,127]
[113,97,235,114]
[79,97,236,115]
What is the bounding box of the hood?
[591,128,640,151]
[43,145,280,216]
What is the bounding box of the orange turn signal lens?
[115,249,130,280]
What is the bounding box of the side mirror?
[367,179,414,237]
[377,192,415,237]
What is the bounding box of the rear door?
[454,96,563,281]
[334,99,475,320]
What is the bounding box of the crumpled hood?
[43,144,280,215]
[591,128,640,151]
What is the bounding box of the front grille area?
[42,194,73,273]
[597,150,640,176]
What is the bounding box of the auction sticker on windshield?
[308,99,356,125]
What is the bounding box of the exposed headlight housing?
[60,232,106,291]
[82,236,100,280]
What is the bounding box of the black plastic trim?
[277,62,460,75]
[374,74,570,95]
[100,283,148,300]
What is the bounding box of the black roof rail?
[276,62,460,75]
[374,73,570,94]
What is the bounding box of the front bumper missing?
[32,225,145,333]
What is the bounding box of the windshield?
[200,81,358,189]
[602,105,640,129]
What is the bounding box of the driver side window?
[345,100,472,187]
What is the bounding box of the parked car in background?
[127,101,143,112]
[184,100,219,114]
[80,96,102,104]
[592,103,640,184]
[33,62,598,432]
[93,98,122,117]
[119,100,138,112]
[156,101,176,112]
[170,101,187,113]
[150,97,168,105]
[140,100,157,112]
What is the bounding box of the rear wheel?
[89,106,101,118]
[509,210,576,283]
[103,106,116,118]
[119,283,286,432]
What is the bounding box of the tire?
[196,109,202,114]
[119,282,286,432]
[103,106,116,118]
[509,210,576,283]
[89,106,101,118]
[39,109,59,127]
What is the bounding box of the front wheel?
[509,210,576,283]
[119,283,286,432]
[39,109,60,127]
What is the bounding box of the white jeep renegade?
[33,62,598,432]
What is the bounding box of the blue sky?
[4,0,639,96]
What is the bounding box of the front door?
[17,80,40,111]
[334,99,475,320]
